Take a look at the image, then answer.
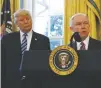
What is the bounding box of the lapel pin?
[35,38,37,41]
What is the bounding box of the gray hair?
[13,9,32,24]
[69,13,88,27]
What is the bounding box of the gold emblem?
[49,45,78,76]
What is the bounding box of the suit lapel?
[88,37,93,50]
[15,32,22,56]
[30,31,38,50]
[71,41,77,50]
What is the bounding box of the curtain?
[0,0,20,32]
[64,0,101,45]
[10,0,20,31]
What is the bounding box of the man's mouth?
[81,31,87,33]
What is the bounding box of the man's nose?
[81,23,85,29]
[24,19,28,23]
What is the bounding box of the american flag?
[1,0,12,33]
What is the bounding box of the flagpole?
[4,0,7,25]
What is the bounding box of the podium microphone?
[70,32,82,49]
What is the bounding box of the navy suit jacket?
[1,31,50,88]
[70,37,101,50]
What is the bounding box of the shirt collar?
[82,36,89,46]
[77,36,90,50]
[77,36,89,43]
[20,30,33,37]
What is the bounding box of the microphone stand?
[70,32,81,50]
[70,33,75,48]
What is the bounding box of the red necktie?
[80,42,86,50]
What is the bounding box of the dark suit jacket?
[70,37,101,50]
[1,31,50,88]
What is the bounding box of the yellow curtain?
[0,0,3,24]
[0,0,20,32]
[10,0,20,31]
[64,0,101,45]
[0,0,3,11]
[0,0,3,34]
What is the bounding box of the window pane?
[35,0,49,16]
[24,0,64,50]
[50,39,63,50]
[34,16,49,35]
[49,15,63,37]
[49,0,64,15]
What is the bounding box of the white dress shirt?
[20,30,33,50]
[77,36,90,50]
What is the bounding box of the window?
[21,0,64,50]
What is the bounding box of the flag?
[1,0,12,33]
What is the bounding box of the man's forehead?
[73,15,88,22]
[17,15,29,19]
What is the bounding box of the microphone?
[70,32,82,49]
[73,32,81,42]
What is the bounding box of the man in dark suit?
[1,9,50,88]
[69,13,101,50]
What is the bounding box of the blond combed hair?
[13,9,32,23]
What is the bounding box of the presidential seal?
[49,45,78,76]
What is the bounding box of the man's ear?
[16,22,19,27]
[88,24,91,32]
[70,27,73,31]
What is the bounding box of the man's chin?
[81,36,88,40]
[21,29,31,33]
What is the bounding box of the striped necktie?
[20,33,27,71]
[21,33,27,55]
[80,42,86,50]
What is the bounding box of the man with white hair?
[1,9,50,88]
[69,13,101,50]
